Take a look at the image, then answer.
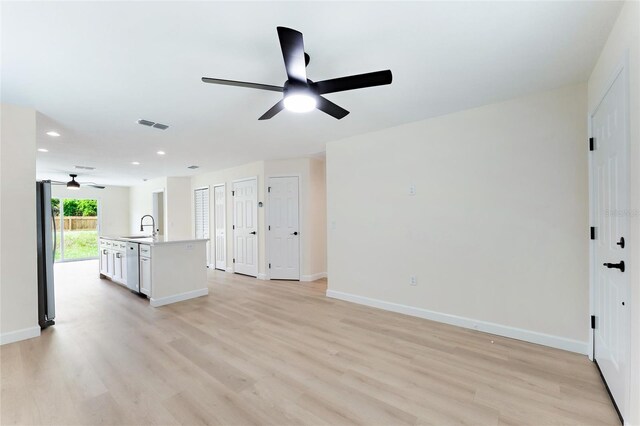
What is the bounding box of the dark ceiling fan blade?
[316,96,350,120]
[276,27,307,83]
[258,100,285,120]
[80,182,106,189]
[201,77,283,92]
[312,70,392,95]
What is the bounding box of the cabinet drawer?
[139,245,151,257]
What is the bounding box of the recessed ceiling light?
[131,161,140,165]
[38,148,49,152]
[46,131,60,137]
[157,151,166,155]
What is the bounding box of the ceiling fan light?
[283,94,317,113]
[67,174,81,190]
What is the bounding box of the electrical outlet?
[186,243,193,251]
[409,184,416,196]
[410,276,417,286]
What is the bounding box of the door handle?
[291,232,298,235]
[616,237,625,249]
[603,261,625,272]
[250,231,257,235]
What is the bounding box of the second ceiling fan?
[202,27,392,120]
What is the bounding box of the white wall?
[165,177,192,240]
[0,104,40,344]
[326,83,589,353]
[588,1,640,423]
[309,159,327,277]
[129,177,166,236]
[52,185,129,237]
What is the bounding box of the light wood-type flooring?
[0,260,618,425]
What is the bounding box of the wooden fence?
[54,216,98,231]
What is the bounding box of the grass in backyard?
[55,230,98,261]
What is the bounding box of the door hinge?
[232,225,235,230]
[233,258,235,263]
[589,137,595,151]
[232,190,235,196]
[269,263,271,269]
[590,226,596,240]
[591,315,596,329]
[268,186,271,193]
[268,225,271,230]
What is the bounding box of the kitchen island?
[99,236,209,307]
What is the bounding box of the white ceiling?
[1,1,622,186]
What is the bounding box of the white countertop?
[100,235,209,246]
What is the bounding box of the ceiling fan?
[51,174,105,190]
[202,26,393,120]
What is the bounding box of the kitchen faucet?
[140,215,157,237]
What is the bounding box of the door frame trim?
[266,174,302,281]
[232,176,259,277]
[588,51,631,422]
[212,183,226,271]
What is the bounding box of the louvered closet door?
[194,188,210,265]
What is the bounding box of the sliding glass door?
[52,198,100,261]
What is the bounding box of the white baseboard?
[257,273,268,280]
[326,290,589,355]
[150,288,209,307]
[301,272,327,282]
[207,263,216,269]
[0,325,41,345]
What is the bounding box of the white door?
[194,188,210,265]
[233,178,258,277]
[268,177,300,280]
[214,185,226,271]
[592,66,630,420]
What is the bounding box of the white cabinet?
[107,250,115,278]
[100,247,109,276]
[113,251,124,283]
[139,256,151,296]
[99,238,128,287]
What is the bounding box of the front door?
[214,185,226,271]
[592,65,630,421]
[233,178,258,277]
[268,176,300,280]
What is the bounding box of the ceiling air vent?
[75,165,95,170]
[187,165,199,170]
[137,119,169,130]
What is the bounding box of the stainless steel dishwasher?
[126,242,140,293]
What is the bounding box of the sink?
[120,235,154,239]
